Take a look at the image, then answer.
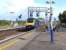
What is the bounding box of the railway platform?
[21,32,62,50]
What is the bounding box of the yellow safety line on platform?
[0,40,19,50]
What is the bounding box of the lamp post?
[9,12,15,27]
[46,0,55,43]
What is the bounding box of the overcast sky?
[0,0,66,21]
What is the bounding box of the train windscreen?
[27,18,34,23]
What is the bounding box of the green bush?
[0,20,11,26]
[17,21,26,26]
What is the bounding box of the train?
[25,18,37,31]
[16,18,37,31]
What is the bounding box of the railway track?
[0,25,36,44]
[0,28,26,42]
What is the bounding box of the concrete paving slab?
[21,32,62,50]
[4,32,41,50]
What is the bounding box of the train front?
[26,18,36,31]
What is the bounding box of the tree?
[58,11,66,23]
[58,13,62,23]
[18,14,22,22]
